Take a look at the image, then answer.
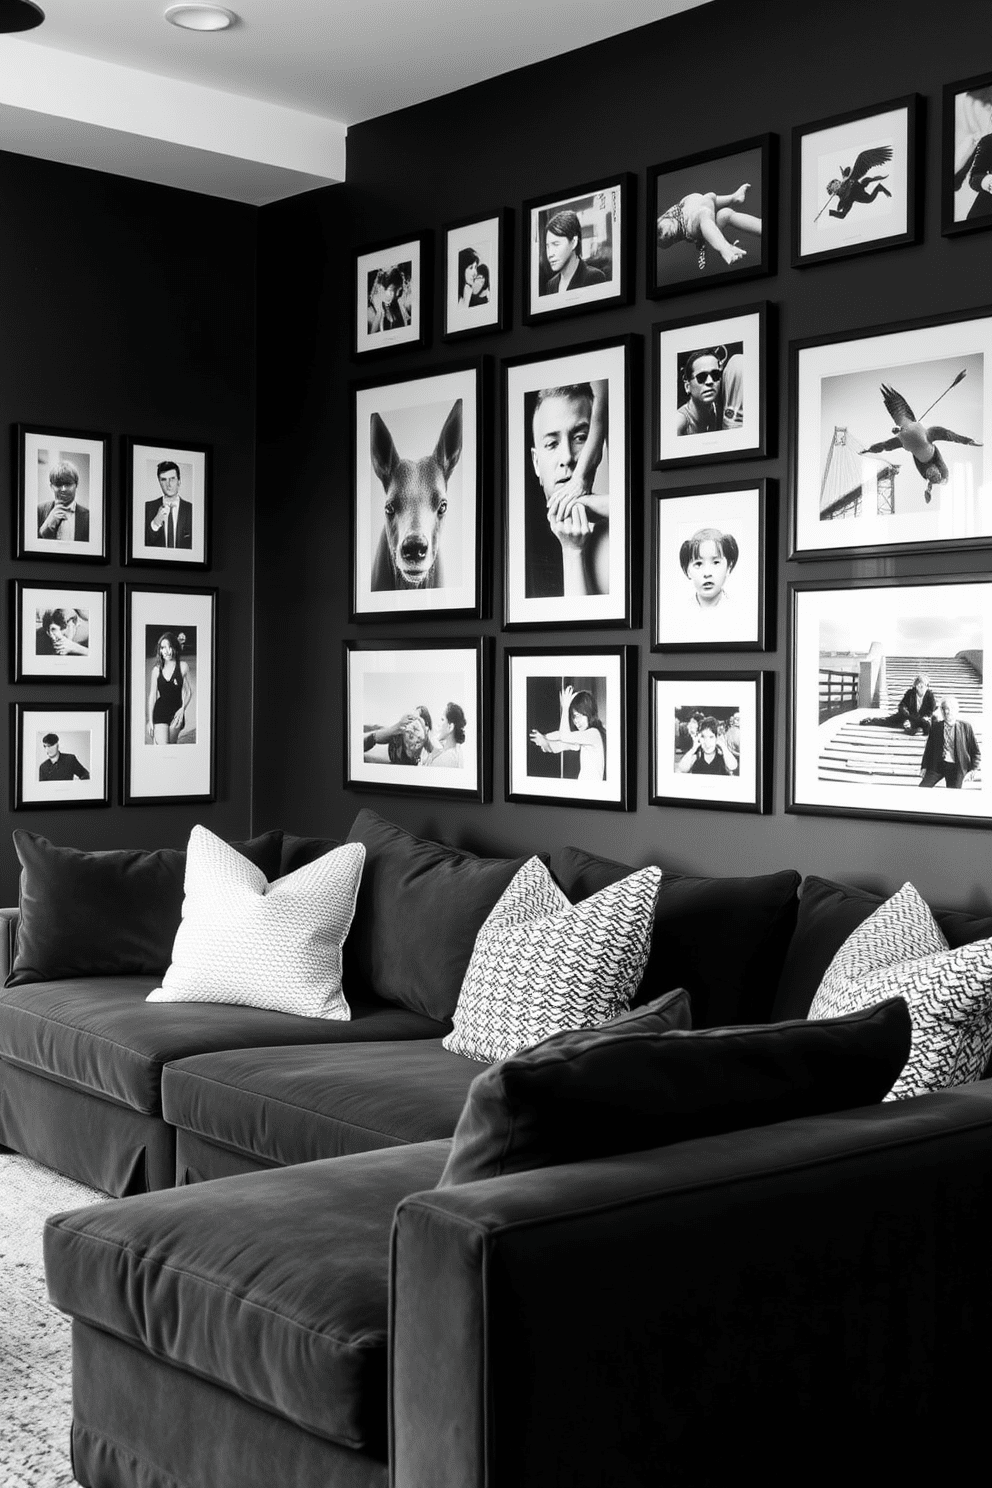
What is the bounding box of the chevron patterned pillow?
[808,881,992,1100]
[442,855,662,1063]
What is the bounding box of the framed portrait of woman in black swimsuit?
[123,585,216,804]
[942,72,992,238]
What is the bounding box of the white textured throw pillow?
[147,826,365,1020]
[442,855,661,1063]
[808,881,992,1100]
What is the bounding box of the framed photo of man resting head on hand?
[12,579,110,683]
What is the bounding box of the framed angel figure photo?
[124,438,210,568]
[12,579,110,683]
[942,71,992,237]
[649,671,771,814]
[15,424,109,562]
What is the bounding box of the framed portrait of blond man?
[15,424,109,562]
[124,437,210,568]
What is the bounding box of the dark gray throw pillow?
[438,994,910,1187]
[6,829,284,986]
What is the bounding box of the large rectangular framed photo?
[790,576,991,827]
[792,307,991,559]
[345,638,489,801]
[15,424,109,562]
[649,670,771,814]
[942,71,992,238]
[12,702,110,809]
[653,302,768,470]
[124,585,216,805]
[124,438,210,568]
[354,233,430,359]
[523,174,633,324]
[12,579,110,682]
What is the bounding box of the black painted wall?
[0,150,257,901]
[254,0,992,910]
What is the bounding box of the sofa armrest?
[390,1083,992,1488]
[0,909,18,985]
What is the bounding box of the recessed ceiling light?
[0,0,44,32]
[165,4,237,31]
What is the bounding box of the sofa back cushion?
[551,845,800,1028]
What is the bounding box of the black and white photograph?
[345,639,487,800]
[123,585,215,803]
[647,135,773,298]
[15,424,109,562]
[793,95,921,266]
[125,438,210,567]
[504,336,634,628]
[11,702,110,809]
[653,303,768,470]
[792,309,991,558]
[354,233,430,357]
[505,646,634,809]
[942,71,992,237]
[352,360,486,620]
[443,211,510,339]
[790,577,992,825]
[12,579,110,682]
[523,175,633,324]
[649,671,770,813]
[652,480,769,651]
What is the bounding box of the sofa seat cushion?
[44,1142,451,1452]
[0,979,450,1116]
[163,1040,486,1167]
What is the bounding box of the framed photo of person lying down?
[14,424,109,562]
[789,575,992,827]
[124,437,210,569]
[443,210,511,340]
[344,638,490,801]
[12,579,111,683]
[522,174,634,325]
[649,671,772,814]
[504,645,636,810]
[653,303,769,471]
[943,71,992,238]
[11,701,111,809]
[792,95,922,267]
[354,233,431,359]
[791,306,992,560]
[123,585,216,805]
[647,134,774,299]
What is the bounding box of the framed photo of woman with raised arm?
[123,585,216,804]
[522,174,633,324]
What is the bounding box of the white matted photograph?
[504,336,634,628]
[652,480,769,651]
[943,71,992,236]
[352,360,485,620]
[12,702,110,809]
[354,234,430,358]
[125,438,210,567]
[653,303,768,470]
[790,577,992,825]
[15,424,108,561]
[345,640,487,800]
[792,309,991,559]
[13,580,110,682]
[124,586,215,804]
[523,175,632,324]
[505,646,634,809]
[443,211,509,339]
[649,671,770,813]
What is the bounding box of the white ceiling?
[0,0,710,204]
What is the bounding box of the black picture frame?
[123,436,211,569]
[442,209,512,340]
[12,578,111,683]
[522,173,634,325]
[14,423,110,563]
[941,71,992,238]
[649,670,772,814]
[12,701,111,809]
[652,301,770,471]
[647,134,775,299]
[504,644,636,810]
[353,232,432,359]
[344,637,490,801]
[792,94,922,267]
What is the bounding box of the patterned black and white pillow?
[808,881,992,1100]
[442,855,661,1063]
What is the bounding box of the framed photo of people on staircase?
[788,576,992,827]
[791,307,992,560]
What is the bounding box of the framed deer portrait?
[351,359,490,621]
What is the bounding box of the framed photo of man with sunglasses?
[652,303,770,470]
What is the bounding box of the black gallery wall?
[0,150,258,902]
[254,0,992,908]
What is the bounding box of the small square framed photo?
[792,95,922,267]
[652,479,771,652]
[505,645,635,810]
[124,438,210,568]
[653,302,769,470]
[443,210,511,340]
[15,424,109,561]
[12,580,110,682]
[647,134,774,299]
[523,174,634,325]
[354,234,430,358]
[649,672,771,815]
[942,72,992,237]
[345,638,489,801]
[12,702,110,809]
[123,585,216,805]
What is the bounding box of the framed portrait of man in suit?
[15,425,109,562]
[124,437,210,569]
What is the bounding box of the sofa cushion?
[551,845,800,1028]
[7,829,285,986]
[442,856,662,1063]
[163,1040,486,1168]
[44,1142,451,1453]
[278,831,342,875]
[345,809,534,1022]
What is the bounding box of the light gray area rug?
[0,1154,108,1488]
